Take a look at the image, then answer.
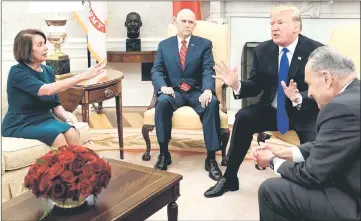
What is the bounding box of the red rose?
[60,170,77,183]
[48,163,65,179]
[36,162,49,178]
[59,151,75,164]
[24,173,38,192]
[41,151,58,165]
[66,182,79,200]
[69,158,84,173]
[67,182,78,191]
[84,153,97,164]
[77,180,93,197]
[78,167,96,183]
[28,163,38,175]
[73,146,89,153]
[97,173,111,188]
[88,149,100,158]
[50,179,68,200]
[90,158,108,173]
[93,183,103,195]
[38,174,52,197]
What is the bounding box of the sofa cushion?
[2,155,5,175]
[2,137,49,171]
[144,106,228,129]
[2,121,90,171]
[2,167,29,203]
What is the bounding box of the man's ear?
[124,21,127,27]
[139,21,143,27]
[322,71,333,89]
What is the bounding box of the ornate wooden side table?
[58,69,125,159]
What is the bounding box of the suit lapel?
[269,43,279,78]
[184,36,196,71]
[287,37,302,81]
[171,36,182,71]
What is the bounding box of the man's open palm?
[213,61,239,90]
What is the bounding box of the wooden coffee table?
[2,158,183,221]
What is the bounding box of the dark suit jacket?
[234,35,324,130]
[278,79,360,217]
[151,35,215,94]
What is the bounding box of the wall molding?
[225,1,360,19]
[1,37,164,62]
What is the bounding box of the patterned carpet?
[87,128,292,160]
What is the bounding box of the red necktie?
[180,39,187,69]
[179,39,191,91]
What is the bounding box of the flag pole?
[87,36,91,68]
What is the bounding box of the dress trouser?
[154,89,221,152]
[224,104,316,179]
[258,177,360,221]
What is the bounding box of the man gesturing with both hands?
[204,5,323,198]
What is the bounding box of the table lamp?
[28,1,84,75]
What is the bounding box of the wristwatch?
[269,156,277,170]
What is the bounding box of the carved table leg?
[82,103,90,123]
[115,95,124,159]
[167,201,178,221]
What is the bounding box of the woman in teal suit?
[2,29,106,147]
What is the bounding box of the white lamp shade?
[28,1,84,13]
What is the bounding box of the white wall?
[1,1,359,119]
[1,1,210,107]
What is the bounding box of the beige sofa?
[1,74,91,203]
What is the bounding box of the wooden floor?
[75,106,147,128]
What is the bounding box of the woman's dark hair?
[13,29,46,64]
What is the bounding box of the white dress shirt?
[177,35,191,53]
[272,79,356,176]
[234,37,302,108]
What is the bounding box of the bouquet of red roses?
[24,145,111,202]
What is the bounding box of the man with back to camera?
[204,5,324,197]
[254,46,360,221]
[151,9,223,181]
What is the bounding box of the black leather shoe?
[205,158,222,181]
[154,152,172,170]
[204,177,239,198]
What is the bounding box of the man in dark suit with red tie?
[151,9,222,181]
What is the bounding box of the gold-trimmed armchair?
[141,21,230,165]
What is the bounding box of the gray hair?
[271,4,302,31]
[308,46,356,78]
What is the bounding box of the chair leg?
[220,128,230,166]
[142,124,155,161]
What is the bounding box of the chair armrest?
[221,83,228,113]
[53,111,78,123]
[63,111,78,123]
[147,92,158,110]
